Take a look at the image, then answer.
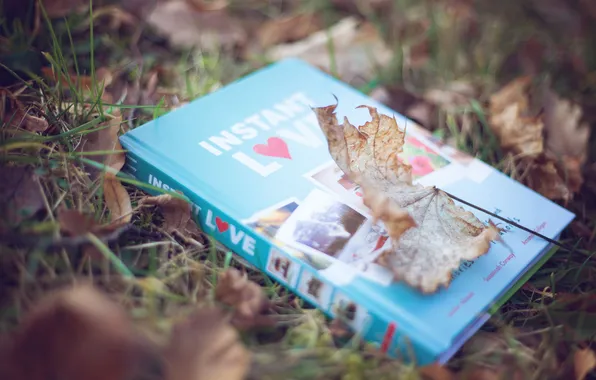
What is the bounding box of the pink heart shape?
[253,137,292,159]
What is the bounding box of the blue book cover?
[119,58,575,365]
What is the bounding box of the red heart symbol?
[253,137,292,159]
[215,217,229,233]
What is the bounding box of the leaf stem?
[442,189,574,252]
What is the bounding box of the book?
[119,58,575,365]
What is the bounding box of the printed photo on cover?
[297,270,334,309]
[243,198,300,239]
[266,248,300,287]
[275,189,367,258]
[330,291,371,334]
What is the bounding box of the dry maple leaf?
[147,1,246,52]
[256,13,322,49]
[1,285,151,380]
[488,76,544,157]
[575,348,596,380]
[162,307,250,380]
[0,165,45,227]
[140,194,192,233]
[313,103,498,293]
[215,268,272,330]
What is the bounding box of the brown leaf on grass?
[215,268,272,330]
[313,103,499,293]
[162,307,250,380]
[459,366,524,380]
[187,0,228,12]
[41,0,89,18]
[76,115,125,176]
[1,285,150,380]
[266,18,393,86]
[419,363,455,380]
[488,77,544,157]
[256,13,322,49]
[41,67,114,93]
[103,172,132,224]
[0,165,45,227]
[1,89,49,133]
[140,194,192,233]
[488,77,589,201]
[575,348,596,380]
[147,1,246,52]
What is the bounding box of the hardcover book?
[119,58,575,365]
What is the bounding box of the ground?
[1,0,596,379]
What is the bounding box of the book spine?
[121,139,442,365]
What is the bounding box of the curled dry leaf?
[1,285,150,380]
[418,363,455,380]
[147,1,246,52]
[256,13,322,49]
[488,76,544,157]
[163,307,250,380]
[215,268,272,330]
[575,348,596,380]
[1,89,49,133]
[0,165,45,227]
[187,0,229,12]
[41,0,89,18]
[140,194,192,233]
[313,104,498,293]
[103,172,133,224]
[267,18,393,85]
[488,76,590,201]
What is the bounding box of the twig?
[442,189,575,252]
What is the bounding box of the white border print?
[330,291,371,335]
[275,188,368,259]
[242,197,301,239]
[297,270,334,310]
[266,248,300,288]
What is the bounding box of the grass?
[1,0,596,379]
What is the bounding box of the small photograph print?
[335,219,389,265]
[244,198,300,239]
[400,135,450,179]
[276,189,367,259]
[297,270,334,309]
[304,162,367,213]
[266,248,299,287]
[330,292,371,334]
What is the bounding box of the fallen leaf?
[458,366,525,380]
[103,172,132,224]
[162,307,250,380]
[267,17,393,86]
[187,0,228,12]
[140,194,192,233]
[542,88,590,170]
[256,13,322,49]
[488,77,544,157]
[40,0,89,18]
[419,363,455,380]
[520,156,572,201]
[41,67,113,93]
[147,1,246,52]
[1,89,49,132]
[214,268,272,330]
[575,348,596,380]
[2,285,150,380]
[314,103,498,293]
[76,115,125,177]
[0,165,45,226]
[330,0,392,14]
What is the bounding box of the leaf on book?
[1,285,151,380]
[140,194,193,233]
[313,103,499,293]
[575,348,596,380]
[0,165,45,227]
[162,307,250,380]
[214,268,273,330]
